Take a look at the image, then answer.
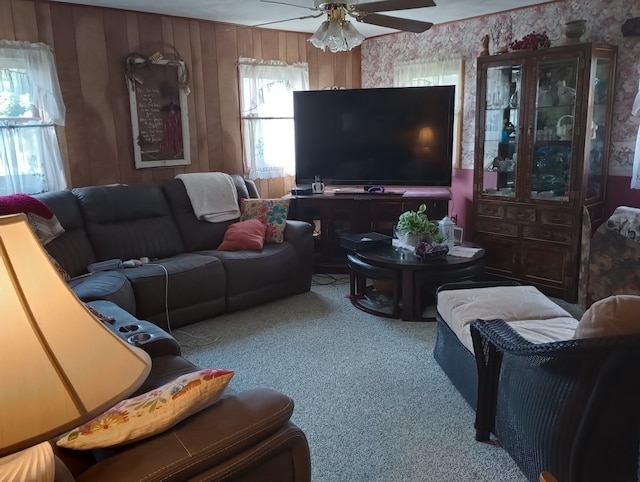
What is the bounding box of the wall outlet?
[451,213,458,224]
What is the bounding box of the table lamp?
[0,213,151,480]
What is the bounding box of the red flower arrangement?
[509,32,551,51]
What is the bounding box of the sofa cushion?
[36,190,97,278]
[56,368,234,450]
[240,198,290,243]
[162,178,236,251]
[574,295,640,339]
[218,219,266,251]
[205,243,298,311]
[437,285,577,352]
[117,253,227,330]
[73,184,184,261]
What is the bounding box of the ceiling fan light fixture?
[308,18,364,53]
[325,19,348,52]
[342,21,365,49]
[309,21,330,51]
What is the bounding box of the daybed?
[435,282,640,482]
[434,207,640,480]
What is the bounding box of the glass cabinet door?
[530,57,580,202]
[480,64,521,197]
[586,56,612,200]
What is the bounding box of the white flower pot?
[396,231,425,247]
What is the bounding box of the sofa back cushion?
[73,184,184,261]
[162,176,258,252]
[35,190,97,278]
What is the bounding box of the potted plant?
[395,203,444,246]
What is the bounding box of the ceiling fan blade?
[356,0,436,14]
[259,0,319,11]
[358,13,434,33]
[249,12,324,28]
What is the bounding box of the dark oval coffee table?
[348,242,485,321]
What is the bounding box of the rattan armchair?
[471,319,640,482]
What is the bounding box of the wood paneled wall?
[1,0,361,198]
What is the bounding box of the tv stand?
[333,187,405,196]
[287,187,451,273]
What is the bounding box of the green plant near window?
[396,203,444,243]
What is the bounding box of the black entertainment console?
[287,187,451,273]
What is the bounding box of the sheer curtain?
[0,40,67,195]
[394,58,464,168]
[238,58,309,180]
[631,80,640,189]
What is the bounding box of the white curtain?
[394,58,464,168]
[0,40,67,195]
[238,57,309,180]
[631,80,640,189]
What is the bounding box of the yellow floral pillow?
[240,198,289,243]
[56,368,233,450]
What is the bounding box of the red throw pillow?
[217,219,266,251]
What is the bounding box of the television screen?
[294,86,454,187]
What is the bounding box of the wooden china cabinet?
[472,42,617,301]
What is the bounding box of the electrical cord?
[145,261,220,347]
[145,263,172,336]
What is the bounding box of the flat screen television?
[294,86,455,187]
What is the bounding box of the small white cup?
[312,181,325,194]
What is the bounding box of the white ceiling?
[47,0,555,38]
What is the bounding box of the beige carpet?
[174,274,530,482]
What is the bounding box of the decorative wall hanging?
[125,49,190,169]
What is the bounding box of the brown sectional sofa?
[31,176,313,481]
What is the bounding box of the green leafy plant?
[396,203,444,243]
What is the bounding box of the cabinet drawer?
[506,206,536,222]
[476,203,505,218]
[476,218,518,237]
[523,225,571,243]
[521,242,571,286]
[539,209,572,226]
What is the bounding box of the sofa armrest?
[470,319,640,481]
[283,220,314,294]
[73,388,310,482]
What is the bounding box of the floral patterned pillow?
[56,368,233,450]
[240,198,290,243]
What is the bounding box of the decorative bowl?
[414,242,449,262]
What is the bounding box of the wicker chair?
[471,319,640,482]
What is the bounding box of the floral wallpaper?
[361,0,640,175]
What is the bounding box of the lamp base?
[0,442,55,482]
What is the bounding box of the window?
[0,40,67,195]
[394,58,464,168]
[238,58,309,180]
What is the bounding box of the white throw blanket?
[176,172,240,223]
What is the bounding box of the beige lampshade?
[0,213,151,457]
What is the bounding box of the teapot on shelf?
[556,115,574,140]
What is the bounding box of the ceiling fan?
[257,0,436,52]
